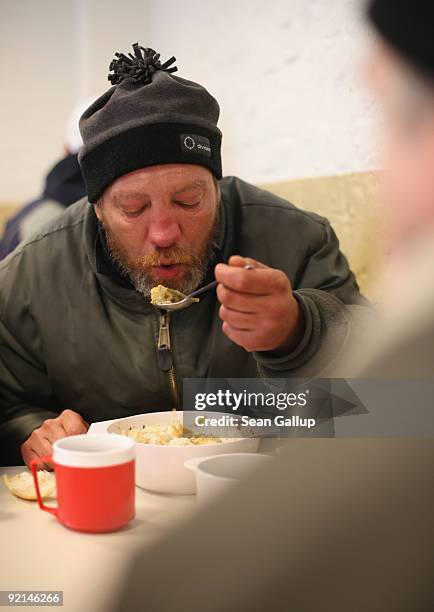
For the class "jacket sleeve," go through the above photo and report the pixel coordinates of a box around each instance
[0,313,59,466]
[254,220,375,378]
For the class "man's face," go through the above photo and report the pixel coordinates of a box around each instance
[365,42,434,250]
[94,164,220,297]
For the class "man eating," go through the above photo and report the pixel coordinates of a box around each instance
[0,44,370,466]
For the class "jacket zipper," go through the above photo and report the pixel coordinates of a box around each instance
[157,312,179,409]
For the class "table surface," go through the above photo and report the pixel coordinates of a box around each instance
[0,464,197,612]
[0,419,277,611]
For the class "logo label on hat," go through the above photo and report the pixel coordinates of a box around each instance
[180,134,211,157]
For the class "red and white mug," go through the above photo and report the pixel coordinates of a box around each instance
[30,434,136,533]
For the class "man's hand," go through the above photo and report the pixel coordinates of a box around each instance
[21,409,90,469]
[215,255,305,354]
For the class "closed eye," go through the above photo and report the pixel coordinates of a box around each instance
[174,200,201,208]
[123,207,146,218]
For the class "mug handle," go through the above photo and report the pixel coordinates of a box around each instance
[30,455,58,517]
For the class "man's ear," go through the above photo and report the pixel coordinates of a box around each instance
[94,201,102,221]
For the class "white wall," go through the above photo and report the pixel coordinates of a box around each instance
[0,0,150,202]
[146,0,378,183]
[1,1,77,201]
[0,0,377,202]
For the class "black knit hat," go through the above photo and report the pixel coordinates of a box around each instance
[79,44,222,203]
[368,0,434,80]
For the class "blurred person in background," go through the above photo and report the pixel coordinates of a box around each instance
[351,0,434,376]
[107,2,434,611]
[0,101,88,259]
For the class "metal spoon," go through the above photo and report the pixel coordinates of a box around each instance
[156,263,254,311]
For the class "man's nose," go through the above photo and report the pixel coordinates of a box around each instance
[147,210,181,248]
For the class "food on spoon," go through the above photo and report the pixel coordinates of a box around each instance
[3,471,56,501]
[150,285,199,306]
[122,421,221,446]
[150,285,185,305]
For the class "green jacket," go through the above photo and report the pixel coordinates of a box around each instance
[0,177,369,464]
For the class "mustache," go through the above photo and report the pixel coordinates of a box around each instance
[136,246,202,268]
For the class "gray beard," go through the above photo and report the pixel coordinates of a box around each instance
[103,218,220,299]
[112,252,211,298]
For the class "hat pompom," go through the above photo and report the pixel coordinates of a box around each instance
[108,43,177,85]
[80,41,222,202]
